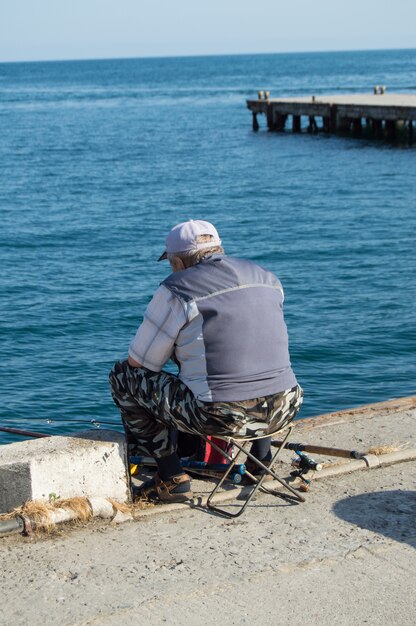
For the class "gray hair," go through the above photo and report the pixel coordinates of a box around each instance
[167,234,224,269]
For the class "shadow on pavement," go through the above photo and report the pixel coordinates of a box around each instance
[333,489,416,549]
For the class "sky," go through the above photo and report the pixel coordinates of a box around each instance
[1,0,415,63]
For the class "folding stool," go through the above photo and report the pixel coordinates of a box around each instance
[197,426,305,518]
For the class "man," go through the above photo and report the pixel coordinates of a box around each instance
[109,219,303,503]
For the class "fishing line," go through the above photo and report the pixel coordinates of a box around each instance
[7,416,120,426]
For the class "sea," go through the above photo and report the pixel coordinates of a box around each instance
[1,49,415,445]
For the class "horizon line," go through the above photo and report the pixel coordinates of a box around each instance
[1,45,415,66]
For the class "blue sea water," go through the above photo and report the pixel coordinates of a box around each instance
[0,49,415,444]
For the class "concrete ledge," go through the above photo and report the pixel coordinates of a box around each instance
[0,430,130,514]
[296,395,416,431]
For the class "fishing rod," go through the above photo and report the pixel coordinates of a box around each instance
[0,426,49,439]
[0,422,121,439]
[271,439,364,459]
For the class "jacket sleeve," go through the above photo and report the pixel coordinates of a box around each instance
[128,285,187,372]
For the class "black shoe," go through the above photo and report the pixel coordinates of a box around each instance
[242,459,274,484]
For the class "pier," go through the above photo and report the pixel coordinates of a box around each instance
[247,92,416,143]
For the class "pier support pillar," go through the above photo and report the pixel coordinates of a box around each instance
[385,120,396,141]
[409,120,414,145]
[395,120,407,142]
[307,116,318,133]
[329,105,338,132]
[337,117,351,133]
[276,114,287,132]
[266,104,275,131]
[292,115,301,133]
[364,117,375,138]
[351,118,363,135]
[323,117,330,132]
[252,112,259,132]
[373,119,383,138]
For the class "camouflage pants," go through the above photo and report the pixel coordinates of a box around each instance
[109,359,304,458]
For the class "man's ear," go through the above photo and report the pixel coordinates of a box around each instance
[170,256,186,273]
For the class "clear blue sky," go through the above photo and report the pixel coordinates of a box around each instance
[1,0,415,62]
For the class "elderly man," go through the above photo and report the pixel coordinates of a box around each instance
[109,220,303,503]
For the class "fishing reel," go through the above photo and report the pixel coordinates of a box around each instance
[291,451,323,473]
[290,451,322,491]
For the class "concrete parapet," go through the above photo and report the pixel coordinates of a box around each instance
[0,430,130,514]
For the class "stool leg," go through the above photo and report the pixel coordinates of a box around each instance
[230,428,305,507]
[243,428,305,502]
[203,428,305,518]
[198,435,245,507]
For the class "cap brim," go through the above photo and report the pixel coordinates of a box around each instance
[157,251,168,261]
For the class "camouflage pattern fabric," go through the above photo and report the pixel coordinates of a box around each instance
[109,359,303,458]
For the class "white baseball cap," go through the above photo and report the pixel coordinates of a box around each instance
[158,220,221,261]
